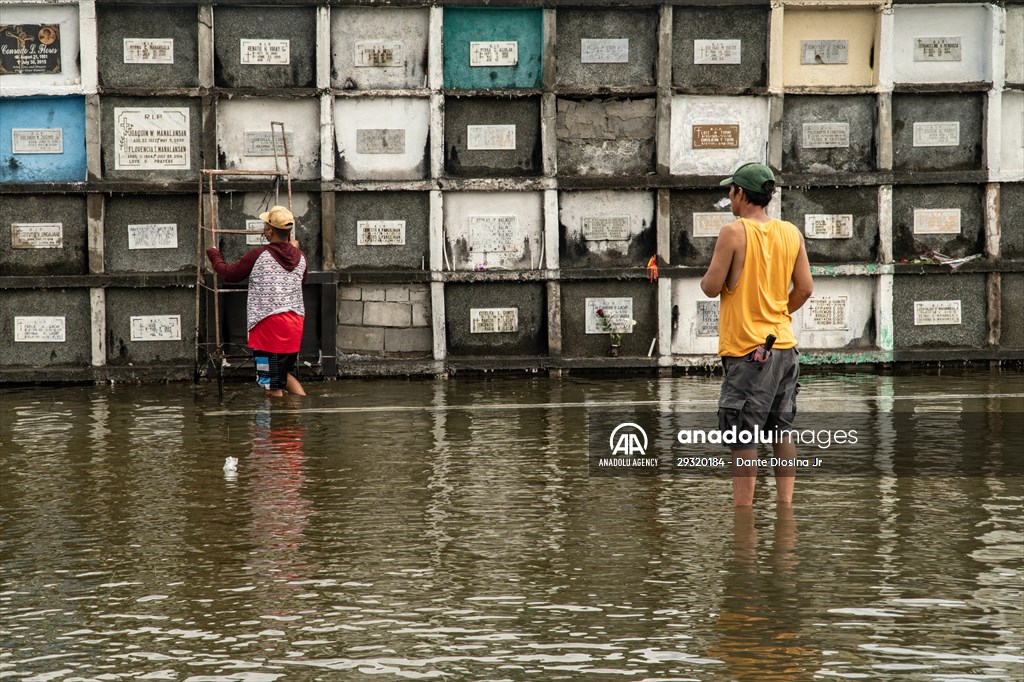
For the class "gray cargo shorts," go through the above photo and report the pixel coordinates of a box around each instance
[718,347,801,450]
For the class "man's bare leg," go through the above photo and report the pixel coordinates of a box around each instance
[732,449,758,507]
[772,438,796,504]
[285,373,306,396]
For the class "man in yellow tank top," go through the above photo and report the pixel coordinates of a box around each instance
[700,163,814,507]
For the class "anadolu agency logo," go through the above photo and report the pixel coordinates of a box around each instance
[609,422,648,456]
[589,422,660,474]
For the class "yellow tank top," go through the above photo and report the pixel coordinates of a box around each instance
[718,218,801,357]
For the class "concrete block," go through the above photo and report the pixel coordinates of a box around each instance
[213,6,316,88]
[893,273,987,349]
[216,192,321,271]
[0,194,87,276]
[0,288,91,367]
[442,191,544,271]
[1001,183,1024,259]
[556,98,656,176]
[782,95,876,174]
[555,8,657,88]
[338,300,363,326]
[670,277,720,356]
[97,5,199,88]
[782,186,879,264]
[0,96,86,183]
[384,326,432,352]
[782,8,878,87]
[335,191,429,271]
[1008,6,1024,85]
[892,93,984,173]
[409,286,430,303]
[412,302,429,327]
[217,98,321,181]
[100,96,202,183]
[1002,92,1024,176]
[340,286,362,301]
[672,6,769,91]
[363,301,412,327]
[334,97,430,181]
[331,8,429,90]
[791,277,875,350]
[338,325,385,352]
[560,281,658,358]
[444,97,542,178]
[385,286,410,302]
[105,288,195,366]
[670,95,770,176]
[104,194,198,274]
[442,8,543,90]
[559,190,656,268]
[892,184,984,261]
[445,282,547,356]
[362,286,386,302]
[1001,273,1024,348]
[0,4,82,90]
[670,188,735,266]
[892,5,991,84]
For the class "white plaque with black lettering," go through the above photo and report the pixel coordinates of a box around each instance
[123,38,174,64]
[695,301,719,337]
[128,223,178,250]
[114,108,190,170]
[802,40,848,65]
[466,125,516,151]
[245,219,269,246]
[692,213,733,238]
[913,121,960,147]
[585,298,634,334]
[357,220,406,246]
[12,128,63,154]
[243,131,294,157]
[468,216,517,253]
[470,41,518,67]
[804,214,853,239]
[582,216,630,241]
[914,36,962,62]
[804,296,848,331]
[11,223,62,249]
[914,300,962,326]
[356,129,406,155]
[354,41,405,68]
[14,316,66,343]
[913,208,961,235]
[240,39,290,65]
[470,308,519,334]
[693,39,742,65]
[130,315,182,341]
[580,39,629,64]
[802,122,850,149]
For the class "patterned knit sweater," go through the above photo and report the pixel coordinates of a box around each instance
[206,242,307,331]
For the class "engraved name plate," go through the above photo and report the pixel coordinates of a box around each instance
[470,308,519,333]
[470,41,518,67]
[128,223,178,250]
[123,38,174,64]
[245,218,268,246]
[804,214,853,239]
[467,125,516,151]
[468,215,517,253]
[914,300,962,326]
[802,39,848,65]
[114,108,190,170]
[692,213,733,238]
[582,216,630,241]
[914,36,962,62]
[693,39,742,65]
[14,316,65,343]
[913,208,961,235]
[11,223,62,249]
[354,41,405,67]
[240,39,290,65]
[802,122,850,149]
[0,25,61,75]
[356,129,406,155]
[130,315,182,341]
[913,121,960,147]
[12,128,63,154]
[696,300,719,337]
[580,39,629,64]
[357,220,406,246]
[585,297,633,334]
[243,130,294,157]
[804,295,848,331]
[692,124,740,149]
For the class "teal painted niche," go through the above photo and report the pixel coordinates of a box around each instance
[443,8,543,90]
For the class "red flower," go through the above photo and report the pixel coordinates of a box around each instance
[597,308,604,316]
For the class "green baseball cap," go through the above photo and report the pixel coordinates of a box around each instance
[720,162,775,194]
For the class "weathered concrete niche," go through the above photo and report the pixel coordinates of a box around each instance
[559,190,655,268]
[213,6,316,89]
[335,191,429,271]
[556,98,655,177]
[0,288,91,368]
[560,281,658,358]
[1000,183,1024,260]
[444,97,541,178]
[1008,6,1024,86]
[443,191,543,271]
[670,95,770,176]
[335,97,430,181]
[338,284,432,357]
[891,4,992,84]
[97,4,199,88]
[0,96,86,183]
[892,184,984,261]
[670,188,782,266]
[1001,272,1024,349]
[782,186,879,263]
[443,8,543,90]
[445,282,546,356]
[0,4,81,89]
[215,192,322,271]
[554,8,657,89]
[218,98,320,181]
[893,273,987,349]
[782,95,876,174]
[331,8,429,90]
[782,8,879,88]
[1002,91,1024,176]
[892,92,984,173]
[790,276,875,350]
[105,288,196,367]
[0,194,87,276]
[101,96,202,182]
[104,194,198,274]
[672,5,769,91]
[670,277,720,356]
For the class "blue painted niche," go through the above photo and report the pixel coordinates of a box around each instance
[0,96,87,183]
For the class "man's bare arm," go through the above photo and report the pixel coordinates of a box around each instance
[701,222,740,298]
[788,235,813,313]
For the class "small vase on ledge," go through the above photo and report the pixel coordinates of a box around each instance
[609,344,620,357]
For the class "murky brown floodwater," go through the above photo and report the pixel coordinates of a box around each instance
[1,371,1022,681]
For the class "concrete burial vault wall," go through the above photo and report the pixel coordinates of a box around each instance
[1,0,1022,382]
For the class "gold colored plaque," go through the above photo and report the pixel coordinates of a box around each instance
[692,124,740,149]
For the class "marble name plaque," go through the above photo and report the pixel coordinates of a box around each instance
[11,223,62,249]
[470,41,518,67]
[470,308,519,333]
[804,295,848,331]
[357,220,406,246]
[582,216,630,241]
[802,39,848,65]
[585,297,633,335]
[692,213,733,238]
[804,214,853,239]
[802,122,850,149]
[913,121,960,147]
[240,39,290,65]
[693,39,742,65]
[243,130,294,157]
[12,128,63,154]
[468,215,517,253]
[128,223,178,250]
[355,41,405,68]
[123,38,174,64]
[914,300,962,326]
[913,208,961,235]
[467,125,516,151]
[692,124,740,149]
[14,316,65,343]
[914,36,962,62]
[356,128,406,155]
[580,39,629,64]
[130,315,182,341]
[245,219,269,245]
[695,300,720,337]
[114,107,190,170]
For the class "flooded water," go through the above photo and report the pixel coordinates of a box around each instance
[1,371,1022,681]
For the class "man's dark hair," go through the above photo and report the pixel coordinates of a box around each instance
[735,181,775,207]
[269,226,292,241]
